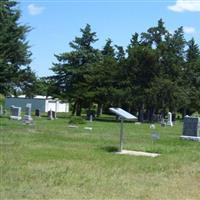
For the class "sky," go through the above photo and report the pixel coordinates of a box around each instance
[17,0,200,77]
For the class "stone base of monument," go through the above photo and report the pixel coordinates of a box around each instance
[180,136,200,141]
[10,116,22,120]
[115,150,160,157]
[23,115,33,124]
[166,121,173,126]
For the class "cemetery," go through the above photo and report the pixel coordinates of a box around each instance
[1,1,200,199]
[0,107,200,199]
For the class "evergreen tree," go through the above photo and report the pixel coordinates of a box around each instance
[0,0,32,95]
[182,39,200,114]
[51,24,99,115]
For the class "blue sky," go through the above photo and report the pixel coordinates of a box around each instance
[18,0,200,77]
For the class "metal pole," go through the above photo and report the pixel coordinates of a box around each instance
[119,118,124,152]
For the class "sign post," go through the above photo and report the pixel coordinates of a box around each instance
[109,108,137,152]
[120,118,124,152]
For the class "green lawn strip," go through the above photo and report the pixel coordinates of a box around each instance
[0,117,199,199]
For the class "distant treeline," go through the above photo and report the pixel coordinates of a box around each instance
[1,1,199,121]
[50,20,200,121]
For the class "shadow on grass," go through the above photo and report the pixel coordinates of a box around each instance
[95,119,117,123]
[102,146,119,153]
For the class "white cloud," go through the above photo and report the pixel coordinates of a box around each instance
[168,0,200,12]
[28,4,45,16]
[183,26,196,33]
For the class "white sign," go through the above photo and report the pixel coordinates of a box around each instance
[109,107,137,120]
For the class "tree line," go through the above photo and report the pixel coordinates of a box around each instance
[51,21,200,120]
[1,1,200,121]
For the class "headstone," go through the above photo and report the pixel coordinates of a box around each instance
[89,114,93,122]
[160,118,166,127]
[48,110,54,120]
[52,111,56,119]
[151,132,160,142]
[150,124,160,142]
[10,106,22,120]
[35,109,40,117]
[167,112,173,126]
[23,103,33,123]
[150,124,155,129]
[181,116,200,141]
[0,105,3,116]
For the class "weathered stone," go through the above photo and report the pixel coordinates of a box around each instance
[10,106,22,120]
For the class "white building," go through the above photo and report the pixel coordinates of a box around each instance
[5,95,69,113]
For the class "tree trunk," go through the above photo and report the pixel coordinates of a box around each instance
[182,108,186,119]
[148,107,155,122]
[76,101,82,116]
[72,102,77,116]
[97,103,103,117]
[138,103,144,122]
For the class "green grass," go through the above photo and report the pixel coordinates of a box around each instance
[0,115,200,199]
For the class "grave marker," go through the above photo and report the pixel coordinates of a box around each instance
[10,106,22,120]
[52,111,56,119]
[181,116,200,141]
[35,109,40,117]
[23,103,33,124]
[48,110,54,120]
[167,112,173,126]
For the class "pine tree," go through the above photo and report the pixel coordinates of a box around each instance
[0,0,32,95]
[51,24,99,115]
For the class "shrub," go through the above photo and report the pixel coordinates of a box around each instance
[68,116,86,124]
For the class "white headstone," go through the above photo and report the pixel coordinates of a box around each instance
[150,124,156,129]
[89,114,93,122]
[23,104,33,123]
[167,112,173,126]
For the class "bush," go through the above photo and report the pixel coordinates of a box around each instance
[68,116,86,124]
[0,94,5,105]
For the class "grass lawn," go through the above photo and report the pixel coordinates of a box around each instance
[0,114,200,199]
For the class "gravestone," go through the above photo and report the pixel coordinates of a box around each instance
[181,116,200,141]
[0,105,3,116]
[160,118,166,127]
[89,114,93,122]
[167,112,173,126]
[10,106,22,120]
[150,124,160,142]
[35,109,40,117]
[48,110,54,120]
[52,111,56,119]
[23,103,33,123]
[151,132,160,142]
